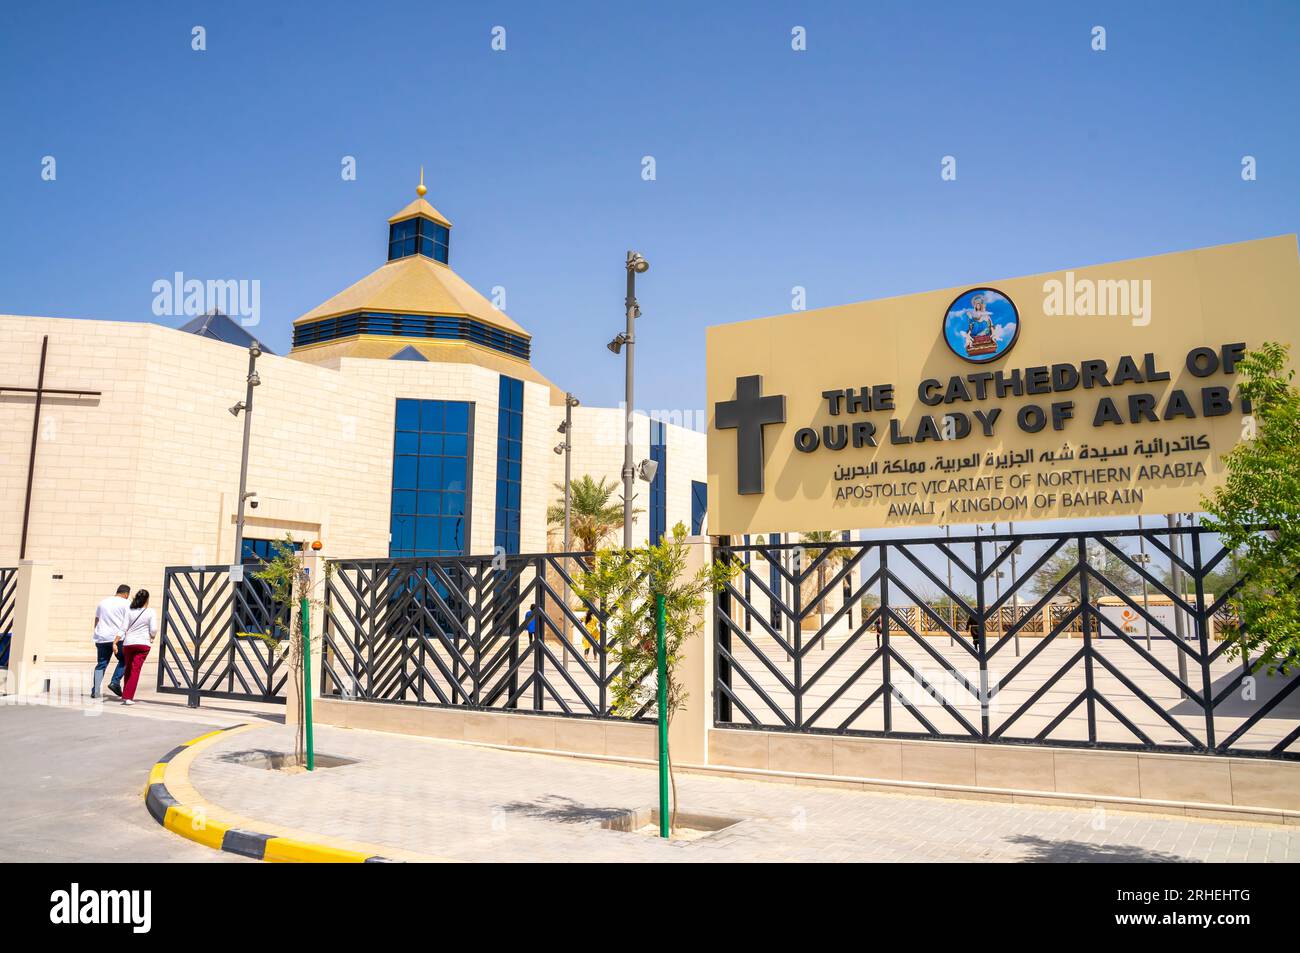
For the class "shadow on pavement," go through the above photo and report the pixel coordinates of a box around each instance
[498,794,630,825]
[1006,833,1200,863]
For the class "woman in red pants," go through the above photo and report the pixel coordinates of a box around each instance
[114,589,158,705]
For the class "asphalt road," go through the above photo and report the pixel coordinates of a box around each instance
[0,703,249,862]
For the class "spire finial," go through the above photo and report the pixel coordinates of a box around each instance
[416,166,427,198]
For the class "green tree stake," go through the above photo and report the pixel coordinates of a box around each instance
[656,592,668,838]
[301,594,315,772]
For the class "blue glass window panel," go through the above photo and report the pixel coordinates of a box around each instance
[418,457,443,489]
[440,520,461,551]
[393,456,418,490]
[691,480,707,535]
[443,492,465,516]
[392,516,415,552]
[649,419,667,543]
[444,403,469,433]
[293,312,529,361]
[442,457,467,490]
[391,397,471,552]
[494,375,524,554]
[420,401,444,432]
[396,399,420,431]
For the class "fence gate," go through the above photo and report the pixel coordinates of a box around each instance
[0,567,15,669]
[156,565,288,706]
[714,526,1299,761]
[322,552,653,720]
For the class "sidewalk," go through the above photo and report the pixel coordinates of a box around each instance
[181,721,1300,862]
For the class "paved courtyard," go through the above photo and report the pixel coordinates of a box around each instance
[186,720,1300,862]
[2,698,1296,862]
[0,703,250,862]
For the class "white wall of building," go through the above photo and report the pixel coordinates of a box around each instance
[0,315,708,668]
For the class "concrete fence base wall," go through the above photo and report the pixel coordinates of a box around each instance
[708,727,1300,820]
[311,696,1300,823]
[314,697,657,760]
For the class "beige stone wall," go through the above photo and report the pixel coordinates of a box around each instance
[545,406,707,549]
[0,315,710,669]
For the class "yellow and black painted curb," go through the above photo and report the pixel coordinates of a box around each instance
[143,723,401,863]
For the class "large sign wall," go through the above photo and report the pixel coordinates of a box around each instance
[706,235,1300,534]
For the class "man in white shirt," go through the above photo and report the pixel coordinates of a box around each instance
[92,585,131,698]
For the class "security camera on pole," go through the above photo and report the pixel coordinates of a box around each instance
[228,341,262,573]
[609,250,649,549]
[554,392,580,663]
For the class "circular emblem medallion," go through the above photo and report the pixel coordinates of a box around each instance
[942,288,1019,363]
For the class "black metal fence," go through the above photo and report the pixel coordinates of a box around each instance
[715,526,1299,760]
[156,565,289,706]
[0,567,15,669]
[321,552,651,720]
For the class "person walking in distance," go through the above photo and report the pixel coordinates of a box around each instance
[91,584,131,699]
[114,590,158,706]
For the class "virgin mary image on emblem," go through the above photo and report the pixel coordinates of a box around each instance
[942,288,1019,363]
[964,294,996,356]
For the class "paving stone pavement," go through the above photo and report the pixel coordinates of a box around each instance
[0,705,250,862]
[186,723,1300,862]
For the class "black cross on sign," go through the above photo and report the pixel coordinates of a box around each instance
[0,335,101,558]
[715,375,785,495]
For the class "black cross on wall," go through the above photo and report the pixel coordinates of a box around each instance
[0,335,102,558]
[715,375,785,495]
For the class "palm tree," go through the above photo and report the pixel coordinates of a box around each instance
[800,530,855,639]
[547,475,635,552]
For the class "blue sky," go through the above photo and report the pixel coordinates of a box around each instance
[1,0,1297,420]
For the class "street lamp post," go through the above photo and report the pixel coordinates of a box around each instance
[1135,514,1153,651]
[1168,512,1189,698]
[229,341,262,565]
[610,251,649,549]
[945,524,954,646]
[554,392,579,553]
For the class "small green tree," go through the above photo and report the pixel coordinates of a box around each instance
[923,590,977,630]
[1031,547,1140,601]
[571,522,739,830]
[1203,341,1300,675]
[546,475,637,551]
[251,535,329,767]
